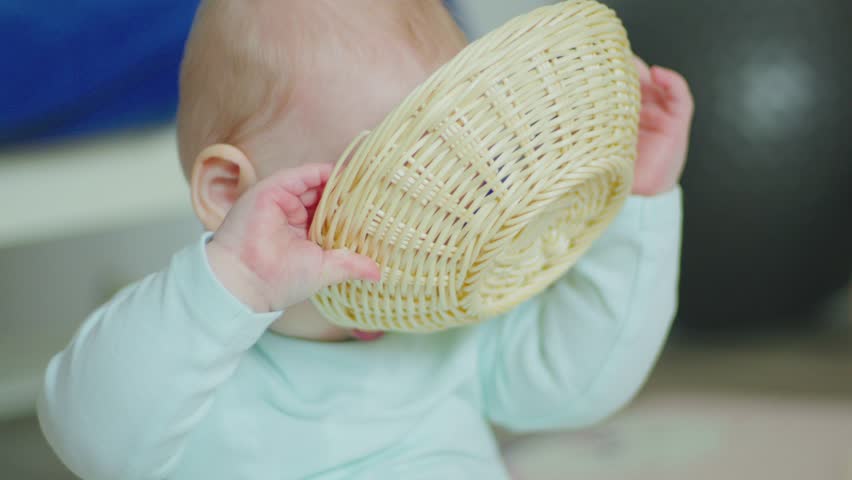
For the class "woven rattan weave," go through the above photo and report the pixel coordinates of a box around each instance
[309,0,640,332]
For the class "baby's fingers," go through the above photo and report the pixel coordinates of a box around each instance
[299,188,321,208]
[267,163,335,197]
[651,66,694,116]
[320,250,382,286]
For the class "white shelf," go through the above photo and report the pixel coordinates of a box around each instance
[0,125,193,248]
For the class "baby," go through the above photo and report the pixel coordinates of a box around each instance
[37,1,694,479]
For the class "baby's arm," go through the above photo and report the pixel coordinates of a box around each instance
[478,189,681,431]
[37,164,379,480]
[38,236,280,480]
[478,61,693,432]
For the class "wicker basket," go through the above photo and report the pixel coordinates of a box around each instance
[309,0,640,332]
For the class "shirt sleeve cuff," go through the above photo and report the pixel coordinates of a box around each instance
[611,186,683,232]
[172,232,283,348]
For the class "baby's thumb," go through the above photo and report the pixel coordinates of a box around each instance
[320,249,382,286]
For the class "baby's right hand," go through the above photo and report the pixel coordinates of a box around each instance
[205,163,381,313]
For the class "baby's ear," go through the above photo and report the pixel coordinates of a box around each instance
[190,144,257,231]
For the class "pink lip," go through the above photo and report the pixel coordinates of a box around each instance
[351,330,385,342]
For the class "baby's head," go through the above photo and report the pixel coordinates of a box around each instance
[177,0,467,340]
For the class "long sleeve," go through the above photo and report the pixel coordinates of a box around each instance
[477,188,682,432]
[37,233,281,480]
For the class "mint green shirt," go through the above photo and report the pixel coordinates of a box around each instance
[38,189,681,480]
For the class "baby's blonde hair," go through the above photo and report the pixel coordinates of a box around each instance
[177,0,467,176]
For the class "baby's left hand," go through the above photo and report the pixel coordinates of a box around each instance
[632,57,694,196]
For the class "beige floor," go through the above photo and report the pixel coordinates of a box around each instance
[504,393,852,480]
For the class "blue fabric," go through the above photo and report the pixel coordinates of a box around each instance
[0,0,200,145]
[0,0,468,147]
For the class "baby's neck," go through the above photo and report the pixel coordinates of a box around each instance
[268,300,351,342]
